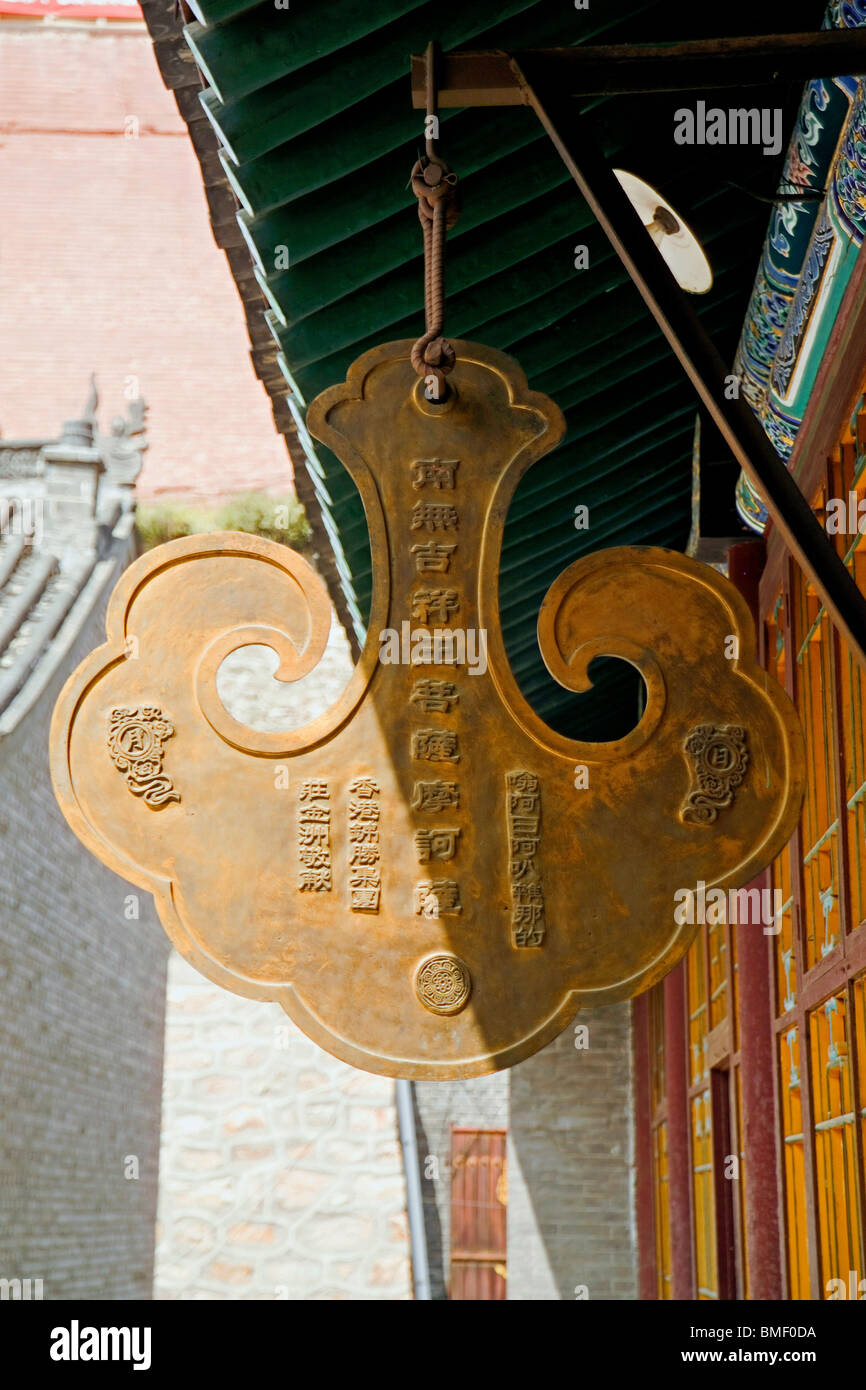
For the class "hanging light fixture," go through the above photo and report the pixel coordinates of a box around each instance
[613,169,713,295]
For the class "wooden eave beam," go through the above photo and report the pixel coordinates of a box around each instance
[504,52,866,668]
[411,30,866,106]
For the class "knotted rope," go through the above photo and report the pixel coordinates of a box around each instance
[410,44,459,400]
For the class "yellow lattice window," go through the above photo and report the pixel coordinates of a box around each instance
[810,992,863,1294]
[654,1119,672,1301]
[793,560,841,971]
[735,1067,748,1302]
[688,932,708,1089]
[708,915,727,1032]
[648,986,672,1299]
[766,594,797,1014]
[691,1088,717,1300]
[854,975,866,1220]
[779,1026,809,1300]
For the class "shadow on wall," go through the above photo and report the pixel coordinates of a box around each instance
[507,1003,637,1301]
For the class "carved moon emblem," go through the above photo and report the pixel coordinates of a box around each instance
[680,724,749,825]
[106,706,180,808]
[115,720,156,759]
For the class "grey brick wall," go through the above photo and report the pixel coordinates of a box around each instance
[0,587,170,1300]
[507,1003,636,1301]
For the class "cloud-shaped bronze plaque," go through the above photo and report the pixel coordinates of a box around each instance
[50,341,804,1078]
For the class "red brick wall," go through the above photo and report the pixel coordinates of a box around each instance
[0,20,290,499]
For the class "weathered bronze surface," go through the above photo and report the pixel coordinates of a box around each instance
[50,340,805,1078]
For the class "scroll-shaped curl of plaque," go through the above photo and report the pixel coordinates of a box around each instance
[50,341,805,1079]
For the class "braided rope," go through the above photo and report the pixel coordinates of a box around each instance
[410,157,459,396]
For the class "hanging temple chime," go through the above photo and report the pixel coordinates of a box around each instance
[49,86,804,1081]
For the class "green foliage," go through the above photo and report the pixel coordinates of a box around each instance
[136,492,312,552]
[213,492,312,547]
[134,502,201,551]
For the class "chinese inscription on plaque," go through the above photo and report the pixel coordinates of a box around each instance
[298,779,331,892]
[506,771,546,948]
[348,777,381,912]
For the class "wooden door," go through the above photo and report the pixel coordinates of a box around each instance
[450,1128,507,1299]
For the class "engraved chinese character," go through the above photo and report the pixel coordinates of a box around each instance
[410,459,459,490]
[349,800,380,822]
[349,866,381,888]
[514,925,545,948]
[299,849,331,869]
[414,828,460,863]
[513,882,545,906]
[300,868,332,892]
[350,885,381,912]
[349,777,380,798]
[507,771,540,815]
[511,836,540,859]
[299,779,330,802]
[511,815,539,837]
[412,780,460,812]
[412,728,460,762]
[410,588,461,624]
[349,843,380,865]
[298,823,329,846]
[510,858,533,881]
[300,804,330,822]
[513,902,545,926]
[411,541,457,574]
[349,823,380,843]
[410,679,460,713]
[507,772,539,793]
[411,502,459,532]
[414,879,462,918]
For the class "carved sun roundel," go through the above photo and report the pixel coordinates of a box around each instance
[414,954,472,1016]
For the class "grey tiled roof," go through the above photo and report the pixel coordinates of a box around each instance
[0,384,146,733]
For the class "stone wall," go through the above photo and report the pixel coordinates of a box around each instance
[507,1004,636,1301]
[0,586,170,1300]
[154,955,411,1299]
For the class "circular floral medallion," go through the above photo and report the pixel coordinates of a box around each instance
[414,954,472,1016]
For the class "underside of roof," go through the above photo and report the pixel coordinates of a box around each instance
[142,0,825,740]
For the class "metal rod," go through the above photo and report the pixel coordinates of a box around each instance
[411,30,866,106]
[510,54,866,669]
[424,39,438,161]
[396,1077,433,1300]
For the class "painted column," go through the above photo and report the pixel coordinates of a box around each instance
[663,963,694,1300]
[632,995,657,1300]
[728,539,783,1299]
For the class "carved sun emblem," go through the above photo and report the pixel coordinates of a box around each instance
[414,954,472,1015]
